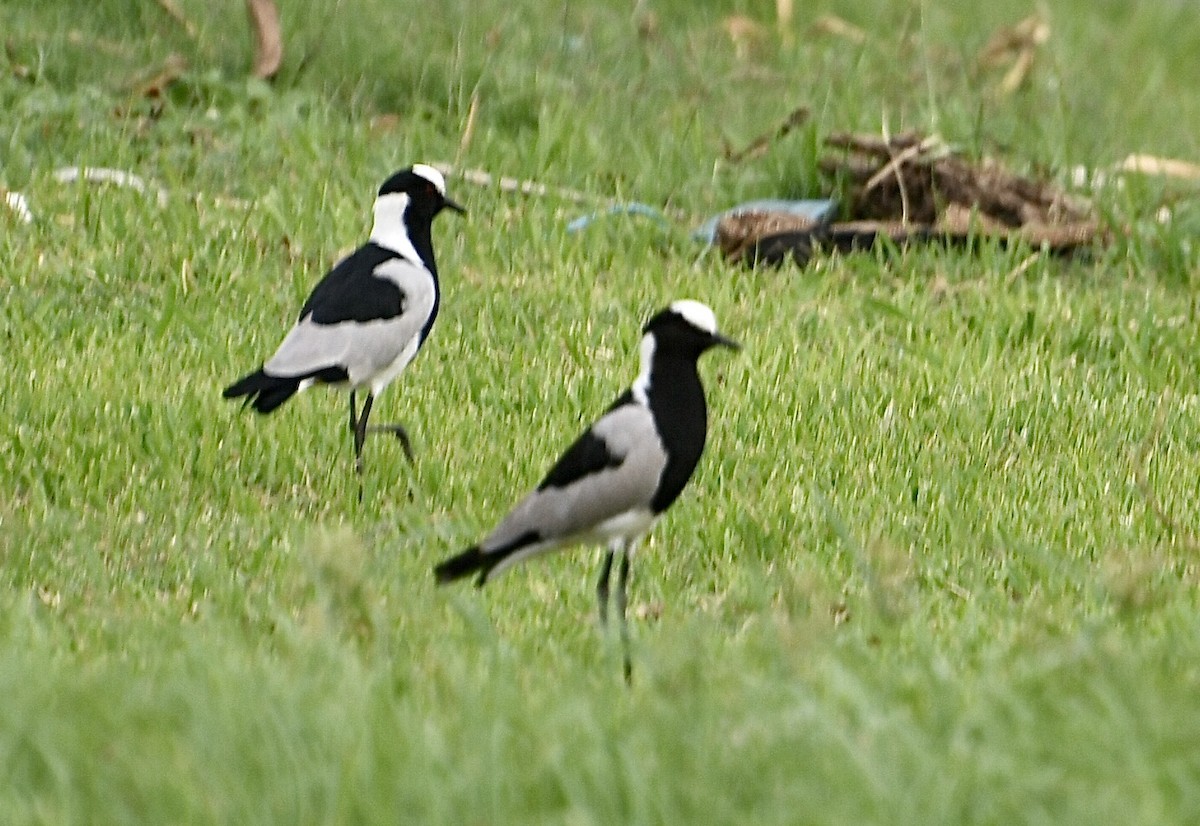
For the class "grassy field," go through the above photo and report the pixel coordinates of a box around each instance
[3,0,1200,822]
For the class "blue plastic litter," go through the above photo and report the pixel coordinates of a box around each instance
[566,203,672,234]
[692,198,838,244]
[566,198,839,243]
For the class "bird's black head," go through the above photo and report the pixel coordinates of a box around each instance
[376,164,465,221]
[643,300,740,358]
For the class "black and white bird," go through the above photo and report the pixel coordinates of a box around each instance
[434,300,738,678]
[223,164,463,482]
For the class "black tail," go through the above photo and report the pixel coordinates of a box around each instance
[223,369,301,414]
[434,546,499,587]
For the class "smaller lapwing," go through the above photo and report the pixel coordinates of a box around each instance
[434,300,738,679]
[223,164,463,489]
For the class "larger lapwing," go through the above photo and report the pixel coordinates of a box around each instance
[434,300,738,679]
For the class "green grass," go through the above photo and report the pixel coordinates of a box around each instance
[3,0,1200,822]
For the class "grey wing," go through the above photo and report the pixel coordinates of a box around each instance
[480,404,667,552]
[264,258,434,384]
[263,316,416,383]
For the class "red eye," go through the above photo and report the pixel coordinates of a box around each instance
[425,183,437,195]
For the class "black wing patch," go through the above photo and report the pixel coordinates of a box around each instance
[604,388,635,413]
[537,392,634,491]
[299,243,407,324]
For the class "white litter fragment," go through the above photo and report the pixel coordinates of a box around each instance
[2,190,34,223]
[432,162,605,207]
[1069,165,1110,190]
[1117,154,1200,181]
[53,166,169,207]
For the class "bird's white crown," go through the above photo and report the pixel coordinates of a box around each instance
[669,299,719,335]
[411,163,448,195]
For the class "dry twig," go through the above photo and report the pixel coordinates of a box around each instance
[155,0,197,38]
[725,128,1106,267]
[454,91,480,169]
[724,106,809,163]
[129,53,188,99]
[5,39,33,80]
[809,14,867,44]
[246,0,283,79]
[978,13,1050,95]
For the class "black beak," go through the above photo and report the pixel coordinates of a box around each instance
[712,332,741,351]
[443,196,466,215]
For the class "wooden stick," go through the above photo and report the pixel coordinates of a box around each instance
[246,0,283,79]
[724,106,809,163]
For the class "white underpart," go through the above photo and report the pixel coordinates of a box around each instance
[484,507,657,582]
[370,334,421,395]
[411,163,448,195]
[593,508,656,544]
[631,332,656,406]
[669,299,719,335]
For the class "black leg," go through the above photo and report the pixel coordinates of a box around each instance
[351,390,416,465]
[366,422,415,464]
[616,550,632,684]
[595,550,615,627]
[353,392,375,479]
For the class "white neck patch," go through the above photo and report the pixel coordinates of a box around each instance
[669,299,718,335]
[631,331,656,406]
[370,192,421,262]
[411,163,447,195]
